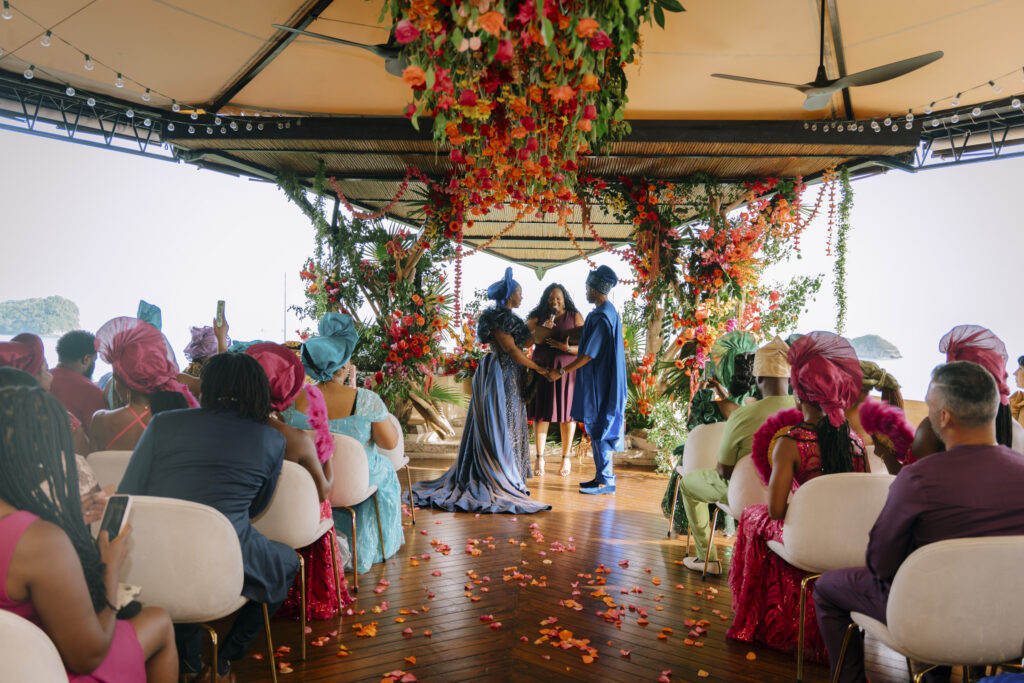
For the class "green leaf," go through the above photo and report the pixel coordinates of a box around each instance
[541,17,554,47]
[654,4,665,28]
[660,0,686,12]
[410,111,420,131]
[434,32,446,49]
[426,67,436,91]
[625,0,642,18]
[452,27,464,47]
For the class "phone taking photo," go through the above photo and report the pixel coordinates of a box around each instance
[99,494,132,539]
[215,300,226,327]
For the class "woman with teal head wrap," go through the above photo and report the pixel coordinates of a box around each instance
[281,312,404,575]
[300,313,359,383]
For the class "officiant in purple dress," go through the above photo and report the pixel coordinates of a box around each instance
[526,284,586,477]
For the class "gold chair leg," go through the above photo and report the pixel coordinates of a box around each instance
[912,664,939,683]
[372,492,386,563]
[198,623,218,681]
[262,602,278,683]
[328,526,343,615]
[797,573,822,683]
[404,464,416,525]
[667,472,681,538]
[339,505,358,593]
[296,552,306,661]
[702,507,721,581]
[831,622,858,683]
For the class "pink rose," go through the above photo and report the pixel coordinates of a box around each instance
[590,31,612,50]
[459,89,478,107]
[394,19,421,44]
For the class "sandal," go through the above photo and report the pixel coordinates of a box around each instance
[559,456,572,477]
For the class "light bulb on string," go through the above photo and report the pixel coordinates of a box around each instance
[883,116,892,126]
[931,119,940,127]
[951,92,961,106]
[810,123,817,131]
[858,125,864,132]
[143,118,151,127]
[65,85,75,96]
[86,97,96,107]
[905,109,914,123]
[905,121,912,129]
[171,100,181,113]
[924,102,934,115]
[40,31,51,47]
[1013,98,1022,109]
[188,125,195,134]
[245,122,253,131]
[836,123,844,132]
[214,116,221,125]
[971,107,982,117]
[115,73,123,88]
[219,126,226,134]
[990,80,1002,94]
[257,123,264,130]
[125,109,134,118]
[142,88,151,102]
[229,121,238,130]
[23,65,34,79]
[84,54,93,71]
[190,112,198,120]
[891,124,898,132]
[871,120,880,131]
[166,122,175,132]
[2,2,12,20]
[206,126,212,134]
[950,113,960,123]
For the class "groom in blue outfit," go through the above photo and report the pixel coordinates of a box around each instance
[546,265,627,495]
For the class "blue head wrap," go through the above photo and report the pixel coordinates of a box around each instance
[226,339,271,355]
[137,300,162,330]
[486,267,520,306]
[300,313,358,382]
[585,265,618,294]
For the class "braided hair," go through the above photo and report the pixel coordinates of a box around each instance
[813,417,859,475]
[996,403,1014,448]
[0,386,108,610]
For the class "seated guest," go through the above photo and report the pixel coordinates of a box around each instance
[912,325,1024,460]
[0,334,91,454]
[815,361,1024,683]
[89,317,197,451]
[282,313,402,575]
[728,331,867,660]
[679,336,795,575]
[1010,355,1024,425]
[237,341,354,619]
[0,385,177,682]
[178,319,230,398]
[50,330,106,431]
[118,353,299,681]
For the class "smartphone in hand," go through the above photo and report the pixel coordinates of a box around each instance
[99,494,132,539]
[215,300,226,328]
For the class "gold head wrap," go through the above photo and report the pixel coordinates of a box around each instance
[753,336,791,378]
[859,361,900,393]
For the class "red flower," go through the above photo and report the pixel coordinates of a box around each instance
[495,38,514,63]
[583,104,598,120]
[590,31,612,50]
[403,103,416,119]
[459,89,478,107]
[394,19,421,44]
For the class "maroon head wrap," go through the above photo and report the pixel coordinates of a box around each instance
[939,324,1010,405]
[0,333,46,376]
[788,331,863,427]
[95,317,198,407]
[245,342,334,464]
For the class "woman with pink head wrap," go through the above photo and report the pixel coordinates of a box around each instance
[728,331,868,662]
[87,317,197,451]
[241,342,354,620]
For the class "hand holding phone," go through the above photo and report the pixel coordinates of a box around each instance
[215,300,226,328]
[99,494,132,540]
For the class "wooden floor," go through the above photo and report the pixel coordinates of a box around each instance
[225,459,939,683]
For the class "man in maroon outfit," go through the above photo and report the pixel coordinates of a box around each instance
[49,330,105,430]
[815,361,1024,683]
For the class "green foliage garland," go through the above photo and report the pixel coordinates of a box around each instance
[834,166,853,334]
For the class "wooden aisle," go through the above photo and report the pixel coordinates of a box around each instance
[227,459,943,683]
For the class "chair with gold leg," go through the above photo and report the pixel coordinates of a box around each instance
[833,535,1024,683]
[763,473,895,683]
[253,461,346,660]
[665,421,727,545]
[329,433,382,592]
[377,413,415,525]
[117,496,279,683]
[702,454,770,579]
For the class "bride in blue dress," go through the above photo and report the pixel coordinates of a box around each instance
[412,267,552,514]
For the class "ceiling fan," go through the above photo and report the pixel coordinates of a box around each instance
[710,0,943,111]
[271,24,407,77]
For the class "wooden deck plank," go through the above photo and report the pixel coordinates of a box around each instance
[221,459,957,682]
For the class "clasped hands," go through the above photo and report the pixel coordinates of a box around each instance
[539,368,561,382]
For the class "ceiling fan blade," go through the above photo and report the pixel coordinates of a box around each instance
[711,73,810,91]
[384,57,409,78]
[803,90,838,111]
[835,50,944,89]
[270,24,400,60]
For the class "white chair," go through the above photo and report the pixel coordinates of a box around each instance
[252,461,343,660]
[864,444,887,475]
[376,413,414,525]
[691,453,771,580]
[117,496,279,683]
[329,433,384,593]
[835,536,1024,683]
[765,473,895,683]
[666,422,727,544]
[85,450,133,490]
[0,610,68,682]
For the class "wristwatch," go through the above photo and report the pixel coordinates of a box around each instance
[558,368,566,377]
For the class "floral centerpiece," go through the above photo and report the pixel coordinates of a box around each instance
[385,0,685,214]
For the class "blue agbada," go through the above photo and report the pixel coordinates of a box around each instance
[571,300,626,449]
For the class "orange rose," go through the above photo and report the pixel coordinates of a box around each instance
[576,118,592,132]
[550,85,575,102]
[580,73,600,92]
[575,17,599,39]
[478,11,506,37]
[402,65,426,87]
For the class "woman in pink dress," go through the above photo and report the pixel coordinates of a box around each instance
[0,385,178,682]
[727,331,867,661]
[238,342,354,620]
[526,284,585,477]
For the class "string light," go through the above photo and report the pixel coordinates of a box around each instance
[141,88,151,102]
[924,102,934,115]
[1013,98,1022,109]
[40,30,51,47]
[2,2,12,20]
[188,125,195,134]
[166,122,175,131]
[86,97,95,107]
[114,73,124,88]
[883,116,892,126]
[971,106,982,117]
[905,109,914,122]
[950,113,960,123]
[83,54,94,71]
[171,100,180,113]
[125,109,133,118]
[142,117,151,126]
[22,64,34,80]
[65,85,74,96]
[990,80,1003,94]
[951,92,961,106]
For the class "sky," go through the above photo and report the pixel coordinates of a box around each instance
[2,126,1023,400]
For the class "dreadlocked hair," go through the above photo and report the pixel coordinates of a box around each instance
[813,416,860,475]
[0,386,107,610]
[996,403,1013,448]
[199,352,271,423]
